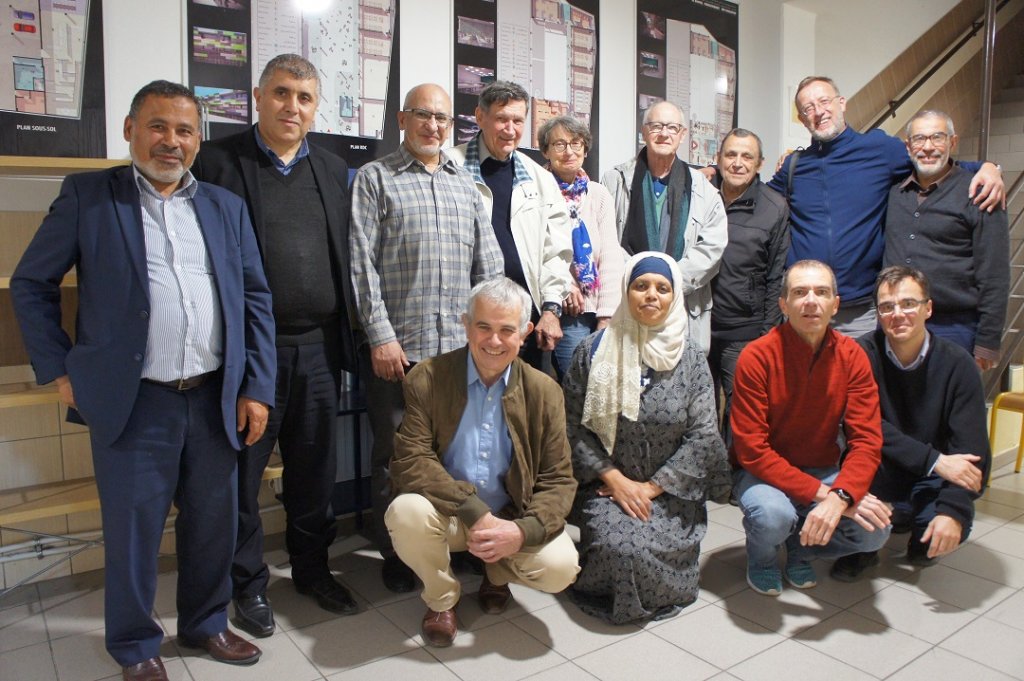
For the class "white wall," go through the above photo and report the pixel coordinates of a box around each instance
[789,0,959,97]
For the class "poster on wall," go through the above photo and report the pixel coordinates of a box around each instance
[186,0,400,169]
[636,0,737,166]
[0,0,106,158]
[452,0,600,176]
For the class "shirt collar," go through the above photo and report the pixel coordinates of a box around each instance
[253,124,309,172]
[132,164,198,199]
[884,332,931,371]
[394,142,456,173]
[463,133,532,187]
[899,161,956,193]
[466,350,511,391]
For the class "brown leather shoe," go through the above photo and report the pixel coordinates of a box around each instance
[421,607,457,647]
[179,629,261,666]
[478,574,512,614]
[122,657,168,681]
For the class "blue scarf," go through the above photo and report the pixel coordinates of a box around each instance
[555,170,599,296]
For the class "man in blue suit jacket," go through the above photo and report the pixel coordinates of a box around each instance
[11,81,276,681]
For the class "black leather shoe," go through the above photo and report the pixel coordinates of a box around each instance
[232,594,275,638]
[381,554,416,593]
[295,576,359,614]
[830,551,880,582]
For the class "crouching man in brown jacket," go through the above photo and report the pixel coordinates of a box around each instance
[385,277,580,647]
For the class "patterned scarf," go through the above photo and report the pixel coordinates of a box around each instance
[554,168,599,296]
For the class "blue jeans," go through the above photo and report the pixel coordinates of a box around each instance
[927,311,978,355]
[734,467,891,568]
[553,312,596,380]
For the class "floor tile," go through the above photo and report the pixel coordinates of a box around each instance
[707,503,745,532]
[325,647,460,680]
[50,630,124,681]
[508,601,642,659]
[939,542,1024,588]
[182,630,320,681]
[0,640,58,681]
[338,562,421,609]
[886,646,1020,681]
[849,583,978,644]
[702,520,746,552]
[891,561,1018,613]
[573,630,719,681]
[263,576,352,633]
[984,588,1024,631]
[697,555,749,603]
[517,661,600,680]
[938,614,1024,678]
[286,607,416,675]
[970,524,1024,560]
[0,601,48,653]
[795,610,931,678]
[37,574,107,640]
[804,564,888,610]
[719,584,841,637]
[427,620,568,681]
[727,639,872,681]
[649,600,784,668]
[973,498,1024,526]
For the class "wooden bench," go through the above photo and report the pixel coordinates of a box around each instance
[0,455,284,598]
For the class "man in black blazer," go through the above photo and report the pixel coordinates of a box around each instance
[192,54,359,634]
[12,81,276,680]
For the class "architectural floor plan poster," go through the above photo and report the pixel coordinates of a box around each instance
[452,0,600,175]
[0,0,106,157]
[187,0,400,168]
[636,0,737,166]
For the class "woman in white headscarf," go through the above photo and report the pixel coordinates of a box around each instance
[563,251,730,624]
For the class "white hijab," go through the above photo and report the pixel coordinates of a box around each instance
[581,251,689,454]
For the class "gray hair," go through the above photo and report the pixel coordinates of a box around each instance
[904,109,956,138]
[259,54,320,98]
[478,80,529,113]
[128,80,201,120]
[537,115,592,154]
[465,278,532,333]
[794,76,840,109]
[781,260,838,297]
[642,100,684,126]
[720,127,764,160]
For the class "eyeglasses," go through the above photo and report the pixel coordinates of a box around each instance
[907,132,949,148]
[548,140,585,153]
[799,96,837,117]
[644,122,684,135]
[877,298,929,315]
[403,108,453,127]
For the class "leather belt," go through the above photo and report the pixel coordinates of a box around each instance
[143,370,218,391]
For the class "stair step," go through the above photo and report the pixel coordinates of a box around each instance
[997,87,1024,104]
[993,101,1024,118]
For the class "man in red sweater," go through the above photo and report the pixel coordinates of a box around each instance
[730,260,892,595]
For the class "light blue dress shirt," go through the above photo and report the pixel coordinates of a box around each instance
[442,353,514,513]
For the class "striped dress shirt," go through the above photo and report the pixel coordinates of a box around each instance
[134,167,223,382]
[350,144,504,362]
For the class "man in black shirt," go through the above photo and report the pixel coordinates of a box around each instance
[833,266,990,581]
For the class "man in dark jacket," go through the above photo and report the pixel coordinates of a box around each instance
[709,128,789,437]
[192,53,360,634]
[832,266,990,581]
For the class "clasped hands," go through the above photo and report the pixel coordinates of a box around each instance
[597,468,664,522]
[799,485,891,547]
[466,512,525,563]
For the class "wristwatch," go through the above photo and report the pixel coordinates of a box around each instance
[830,488,854,508]
[541,301,563,318]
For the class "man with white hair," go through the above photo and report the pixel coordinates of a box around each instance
[883,109,1009,371]
[385,278,579,648]
[602,100,727,354]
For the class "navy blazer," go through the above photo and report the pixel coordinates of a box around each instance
[192,127,358,372]
[10,165,277,449]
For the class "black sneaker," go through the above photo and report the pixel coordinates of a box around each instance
[906,540,937,567]
[830,551,880,582]
[381,554,416,593]
[295,576,359,614]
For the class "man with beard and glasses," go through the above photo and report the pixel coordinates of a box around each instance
[350,83,504,593]
[11,80,276,680]
[883,110,1009,371]
[768,76,1004,336]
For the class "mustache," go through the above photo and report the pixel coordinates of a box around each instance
[153,146,184,161]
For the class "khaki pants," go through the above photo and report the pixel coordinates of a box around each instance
[385,493,580,612]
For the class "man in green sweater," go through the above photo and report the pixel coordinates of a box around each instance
[833,266,990,581]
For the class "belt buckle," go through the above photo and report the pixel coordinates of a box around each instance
[178,377,187,391]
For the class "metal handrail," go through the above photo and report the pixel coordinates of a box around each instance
[985,170,1024,395]
[867,0,1011,131]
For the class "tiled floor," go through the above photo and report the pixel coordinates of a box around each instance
[2,460,1023,681]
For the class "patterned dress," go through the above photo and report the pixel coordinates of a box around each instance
[563,332,731,624]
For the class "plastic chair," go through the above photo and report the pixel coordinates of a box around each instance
[988,392,1024,474]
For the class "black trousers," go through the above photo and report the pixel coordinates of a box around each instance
[232,340,341,596]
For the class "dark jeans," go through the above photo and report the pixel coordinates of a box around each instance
[233,340,341,596]
[927,311,979,356]
[708,337,749,447]
[552,312,597,380]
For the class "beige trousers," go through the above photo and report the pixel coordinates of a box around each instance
[385,493,580,612]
